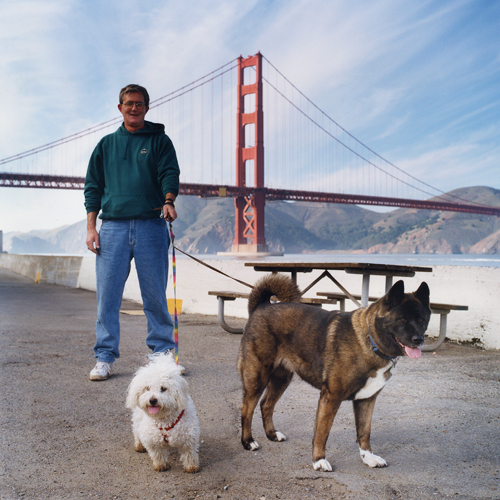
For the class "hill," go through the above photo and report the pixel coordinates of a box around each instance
[3,186,500,255]
[364,186,500,254]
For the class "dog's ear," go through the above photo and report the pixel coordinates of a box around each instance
[414,281,430,306]
[170,375,189,410]
[384,280,405,308]
[126,377,141,409]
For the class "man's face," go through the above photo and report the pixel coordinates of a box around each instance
[118,91,149,132]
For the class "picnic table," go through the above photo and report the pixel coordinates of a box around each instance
[244,261,433,307]
[209,261,467,351]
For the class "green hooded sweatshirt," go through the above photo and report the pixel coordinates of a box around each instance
[84,121,180,220]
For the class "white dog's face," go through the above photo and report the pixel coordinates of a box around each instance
[126,355,188,419]
[137,379,187,418]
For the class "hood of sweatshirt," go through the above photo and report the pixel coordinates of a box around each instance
[117,121,165,160]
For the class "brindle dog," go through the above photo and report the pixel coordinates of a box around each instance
[238,274,430,472]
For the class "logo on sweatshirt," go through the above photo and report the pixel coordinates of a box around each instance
[141,149,148,154]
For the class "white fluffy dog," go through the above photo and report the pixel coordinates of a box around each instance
[126,353,200,473]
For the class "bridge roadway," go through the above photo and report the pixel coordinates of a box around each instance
[1,267,499,500]
[2,173,500,216]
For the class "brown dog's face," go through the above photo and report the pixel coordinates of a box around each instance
[374,281,431,358]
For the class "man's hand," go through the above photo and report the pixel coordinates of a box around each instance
[163,203,177,222]
[86,212,100,255]
[163,193,177,222]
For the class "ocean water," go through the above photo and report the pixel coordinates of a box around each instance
[176,252,500,268]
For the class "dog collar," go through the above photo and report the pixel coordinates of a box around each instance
[155,409,185,442]
[369,334,397,361]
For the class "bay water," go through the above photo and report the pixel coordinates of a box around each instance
[179,253,500,268]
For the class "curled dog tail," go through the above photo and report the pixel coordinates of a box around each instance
[248,274,301,315]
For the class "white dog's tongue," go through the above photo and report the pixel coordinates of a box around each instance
[405,345,422,358]
[148,406,160,415]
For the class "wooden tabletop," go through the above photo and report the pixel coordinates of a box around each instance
[244,261,433,274]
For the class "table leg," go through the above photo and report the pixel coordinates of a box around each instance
[291,270,297,284]
[361,274,370,307]
[385,276,393,293]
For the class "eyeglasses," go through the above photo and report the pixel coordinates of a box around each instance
[122,101,146,110]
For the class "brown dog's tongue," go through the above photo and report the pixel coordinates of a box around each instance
[405,346,422,358]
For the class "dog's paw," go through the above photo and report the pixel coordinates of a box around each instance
[267,430,287,442]
[312,458,333,472]
[153,462,171,472]
[246,440,260,451]
[242,438,260,451]
[249,440,260,451]
[180,451,200,473]
[275,432,286,442]
[134,443,147,453]
[360,449,387,468]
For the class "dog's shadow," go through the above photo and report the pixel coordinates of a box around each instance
[197,434,241,469]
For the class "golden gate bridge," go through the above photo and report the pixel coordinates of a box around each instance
[1,53,499,253]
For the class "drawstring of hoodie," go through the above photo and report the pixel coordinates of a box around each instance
[123,134,130,159]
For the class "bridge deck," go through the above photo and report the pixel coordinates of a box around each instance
[1,173,498,215]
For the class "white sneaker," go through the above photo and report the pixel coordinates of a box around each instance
[89,361,112,381]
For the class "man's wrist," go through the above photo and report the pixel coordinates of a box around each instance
[87,211,98,230]
[164,197,175,207]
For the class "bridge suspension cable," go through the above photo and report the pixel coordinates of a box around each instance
[260,55,487,209]
[0,58,239,169]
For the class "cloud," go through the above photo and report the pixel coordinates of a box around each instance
[395,135,500,193]
[1,0,499,233]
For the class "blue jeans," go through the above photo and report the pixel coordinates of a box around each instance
[94,219,175,363]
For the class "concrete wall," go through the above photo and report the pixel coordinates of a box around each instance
[0,253,83,288]
[2,253,499,350]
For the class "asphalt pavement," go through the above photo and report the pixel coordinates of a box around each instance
[1,267,499,500]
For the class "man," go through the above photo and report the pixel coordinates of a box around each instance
[84,84,180,381]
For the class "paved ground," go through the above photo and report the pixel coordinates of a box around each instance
[1,267,499,500]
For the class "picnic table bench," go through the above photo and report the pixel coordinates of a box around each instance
[207,289,467,351]
[316,291,468,351]
[207,290,337,334]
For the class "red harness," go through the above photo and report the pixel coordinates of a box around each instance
[155,409,185,443]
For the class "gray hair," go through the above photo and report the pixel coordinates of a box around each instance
[119,84,150,107]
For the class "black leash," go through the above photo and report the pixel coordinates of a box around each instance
[173,245,254,290]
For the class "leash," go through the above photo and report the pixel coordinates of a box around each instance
[168,222,179,366]
[160,205,252,289]
[172,245,254,289]
[166,219,251,367]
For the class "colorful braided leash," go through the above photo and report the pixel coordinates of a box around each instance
[169,222,179,365]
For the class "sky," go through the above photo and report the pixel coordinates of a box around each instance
[1,0,499,234]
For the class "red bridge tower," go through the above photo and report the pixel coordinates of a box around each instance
[231,52,269,253]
